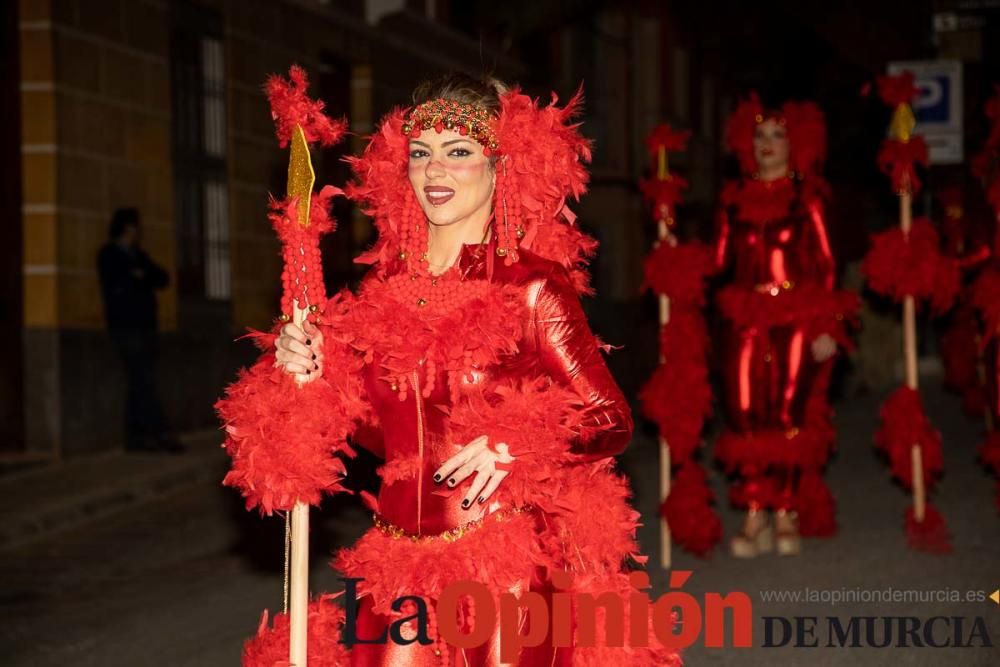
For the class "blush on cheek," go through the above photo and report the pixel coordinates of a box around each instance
[447,161,488,180]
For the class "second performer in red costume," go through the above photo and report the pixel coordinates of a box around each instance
[712,93,858,558]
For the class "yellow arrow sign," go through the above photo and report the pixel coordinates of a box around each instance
[991,589,999,605]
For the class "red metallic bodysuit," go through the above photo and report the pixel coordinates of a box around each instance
[715,178,834,432]
[342,235,636,666]
[712,177,848,531]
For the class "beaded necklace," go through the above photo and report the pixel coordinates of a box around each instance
[391,201,494,314]
[336,208,525,403]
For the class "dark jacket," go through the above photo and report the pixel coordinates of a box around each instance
[97,243,169,329]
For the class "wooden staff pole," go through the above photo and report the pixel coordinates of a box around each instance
[899,190,925,523]
[656,146,672,569]
[289,303,311,667]
[286,125,316,667]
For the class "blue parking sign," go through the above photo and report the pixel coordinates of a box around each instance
[888,60,963,164]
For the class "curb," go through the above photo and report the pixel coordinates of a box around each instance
[0,430,227,553]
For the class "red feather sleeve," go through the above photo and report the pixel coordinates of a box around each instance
[215,292,373,515]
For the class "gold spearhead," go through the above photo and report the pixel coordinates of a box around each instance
[286,124,315,226]
[890,104,916,144]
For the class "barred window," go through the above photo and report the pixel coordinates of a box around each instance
[170,5,229,302]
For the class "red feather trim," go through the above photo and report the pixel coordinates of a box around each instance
[725,93,764,175]
[444,378,585,462]
[641,241,713,306]
[725,93,827,176]
[877,137,929,195]
[443,381,647,570]
[536,461,649,572]
[216,319,370,515]
[269,185,341,241]
[334,510,550,617]
[877,72,918,107]
[640,175,688,220]
[904,504,953,554]
[861,218,959,312]
[639,310,712,461]
[660,462,722,557]
[717,283,859,333]
[376,454,421,486]
[328,278,526,403]
[495,89,595,291]
[644,123,690,156]
[971,267,1000,342]
[639,365,709,462]
[715,425,834,472]
[721,177,796,224]
[784,101,828,176]
[873,387,944,492]
[795,471,837,537]
[265,65,346,148]
[242,595,348,667]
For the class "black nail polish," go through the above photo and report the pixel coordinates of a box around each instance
[447,478,456,487]
[306,370,311,375]
[306,339,312,346]
[461,499,470,508]
[478,496,485,504]
[433,474,442,483]
[312,353,317,360]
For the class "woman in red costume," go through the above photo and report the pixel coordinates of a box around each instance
[712,93,855,559]
[220,74,681,666]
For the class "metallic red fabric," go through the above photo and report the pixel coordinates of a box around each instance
[349,234,635,666]
[713,178,838,513]
[368,236,632,538]
[714,180,835,434]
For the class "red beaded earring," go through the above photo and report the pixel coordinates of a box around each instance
[494,157,523,266]
[398,188,429,275]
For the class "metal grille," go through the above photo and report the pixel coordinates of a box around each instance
[204,178,230,299]
[171,15,229,301]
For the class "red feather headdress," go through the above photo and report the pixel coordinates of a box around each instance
[724,92,827,177]
[346,88,598,293]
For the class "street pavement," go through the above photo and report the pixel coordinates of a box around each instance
[0,380,998,666]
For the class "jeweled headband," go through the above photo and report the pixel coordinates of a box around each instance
[401,98,500,156]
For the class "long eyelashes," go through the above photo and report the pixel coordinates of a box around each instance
[408,148,474,160]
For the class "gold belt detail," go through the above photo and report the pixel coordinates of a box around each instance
[373,505,532,543]
[754,279,795,295]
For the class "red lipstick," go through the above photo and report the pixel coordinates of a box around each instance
[424,186,455,206]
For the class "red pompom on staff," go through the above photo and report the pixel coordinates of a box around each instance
[638,124,720,564]
[862,71,955,552]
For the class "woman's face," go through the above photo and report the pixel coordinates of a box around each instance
[752,118,790,175]
[408,128,495,228]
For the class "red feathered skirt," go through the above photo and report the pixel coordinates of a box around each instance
[241,461,683,666]
[714,285,849,535]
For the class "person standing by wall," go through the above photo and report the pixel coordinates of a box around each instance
[97,208,181,454]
